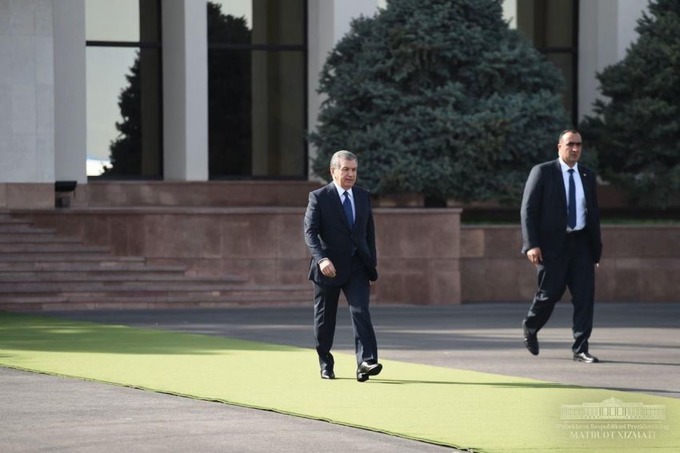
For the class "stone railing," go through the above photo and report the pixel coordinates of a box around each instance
[14,206,462,305]
[461,224,680,303]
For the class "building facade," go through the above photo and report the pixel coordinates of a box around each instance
[0,0,648,209]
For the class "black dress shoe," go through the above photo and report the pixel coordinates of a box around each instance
[356,361,382,382]
[573,352,599,363]
[523,322,539,356]
[320,369,335,379]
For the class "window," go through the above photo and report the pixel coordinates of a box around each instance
[86,0,162,179]
[207,0,307,178]
[516,0,578,125]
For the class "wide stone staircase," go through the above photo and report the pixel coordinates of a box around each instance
[0,213,309,311]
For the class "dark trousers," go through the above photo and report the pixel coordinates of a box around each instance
[313,256,378,369]
[523,231,595,353]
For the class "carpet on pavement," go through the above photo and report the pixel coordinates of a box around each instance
[1,312,677,452]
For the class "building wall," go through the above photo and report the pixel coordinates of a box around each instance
[461,225,680,303]
[53,0,86,184]
[1,1,650,191]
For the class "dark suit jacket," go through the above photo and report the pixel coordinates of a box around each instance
[521,159,602,263]
[304,183,378,286]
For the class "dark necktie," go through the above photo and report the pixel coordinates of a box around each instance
[568,169,576,229]
[342,191,354,227]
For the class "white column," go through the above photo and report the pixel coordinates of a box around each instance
[306,0,380,178]
[0,0,55,183]
[162,0,208,181]
[578,0,647,119]
[53,0,86,184]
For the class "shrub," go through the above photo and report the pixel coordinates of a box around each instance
[310,0,568,204]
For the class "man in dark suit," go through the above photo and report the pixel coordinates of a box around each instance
[520,129,603,363]
[303,150,382,382]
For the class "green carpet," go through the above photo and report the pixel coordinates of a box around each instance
[1,313,677,453]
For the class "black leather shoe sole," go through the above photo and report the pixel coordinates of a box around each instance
[356,362,382,382]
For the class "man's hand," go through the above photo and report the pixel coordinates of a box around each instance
[319,259,337,278]
[526,247,542,266]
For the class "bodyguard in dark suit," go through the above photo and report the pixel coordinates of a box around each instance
[303,150,382,382]
[520,130,603,363]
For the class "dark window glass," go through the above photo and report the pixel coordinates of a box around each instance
[208,0,307,179]
[86,0,162,179]
[250,50,306,177]
[208,48,253,176]
[210,0,305,45]
[516,0,578,124]
[546,53,575,116]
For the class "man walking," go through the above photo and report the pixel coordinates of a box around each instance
[520,130,603,363]
[303,150,382,381]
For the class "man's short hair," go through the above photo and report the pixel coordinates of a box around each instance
[330,150,358,168]
[559,129,580,142]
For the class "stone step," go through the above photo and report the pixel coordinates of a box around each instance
[0,262,187,272]
[0,253,147,263]
[0,233,82,243]
[0,281,308,296]
[0,285,310,309]
[0,215,30,225]
[0,224,57,234]
[0,292,310,311]
[0,280,265,293]
[0,213,307,311]
[0,272,247,283]
[0,243,112,253]
[0,278,310,300]
[0,215,54,233]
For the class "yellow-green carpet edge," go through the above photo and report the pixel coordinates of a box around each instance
[1,313,677,453]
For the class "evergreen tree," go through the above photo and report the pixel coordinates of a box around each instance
[309,0,568,204]
[580,0,680,208]
[105,55,142,176]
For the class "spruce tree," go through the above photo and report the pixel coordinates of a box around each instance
[106,56,142,176]
[580,0,680,208]
[309,0,568,204]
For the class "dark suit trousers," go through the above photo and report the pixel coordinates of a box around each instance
[524,230,595,353]
[313,255,378,368]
